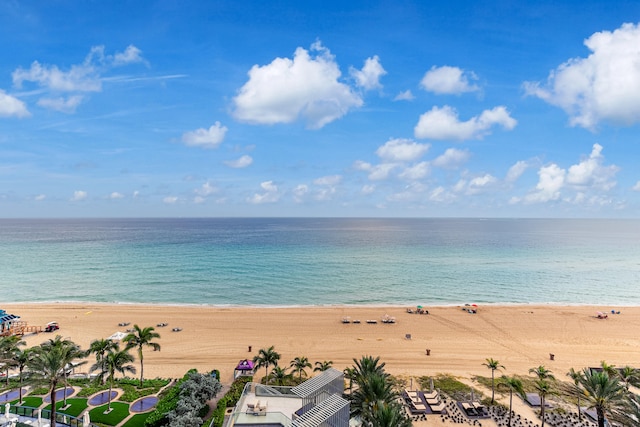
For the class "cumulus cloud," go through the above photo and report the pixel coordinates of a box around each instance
[293,184,308,203]
[35,194,46,201]
[519,143,618,204]
[432,148,471,169]
[633,182,640,192]
[37,95,83,114]
[414,105,516,140]
[181,122,227,149]
[313,175,342,186]
[394,90,414,101]
[350,55,386,90]
[375,138,429,162]
[0,89,30,118]
[313,175,342,200]
[420,65,479,95]
[109,192,124,199]
[524,23,640,130]
[361,184,375,194]
[163,196,178,204]
[195,182,218,196]
[354,161,397,181]
[465,174,499,195]
[70,190,87,201]
[429,186,456,203]
[113,45,145,66]
[398,162,430,181]
[225,155,253,168]
[232,41,363,129]
[248,180,280,204]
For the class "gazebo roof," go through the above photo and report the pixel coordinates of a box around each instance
[235,359,254,371]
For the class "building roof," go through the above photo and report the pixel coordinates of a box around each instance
[291,394,349,427]
[291,368,343,398]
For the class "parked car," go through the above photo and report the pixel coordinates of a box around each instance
[44,321,59,332]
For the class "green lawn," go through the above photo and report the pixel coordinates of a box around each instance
[89,402,130,426]
[121,412,152,427]
[15,396,43,408]
[42,398,89,417]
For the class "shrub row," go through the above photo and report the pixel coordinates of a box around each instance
[145,370,196,427]
[209,376,252,427]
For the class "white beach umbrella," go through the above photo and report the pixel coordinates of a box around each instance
[83,410,90,427]
[4,402,9,417]
[36,408,41,426]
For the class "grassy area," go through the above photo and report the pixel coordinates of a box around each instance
[418,374,484,401]
[15,396,43,408]
[121,412,152,427]
[89,402,130,426]
[43,398,89,417]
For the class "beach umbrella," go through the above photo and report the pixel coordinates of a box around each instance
[429,377,434,392]
[4,402,9,417]
[36,408,41,426]
[83,410,90,427]
[417,305,423,309]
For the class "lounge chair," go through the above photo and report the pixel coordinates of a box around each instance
[366,320,377,324]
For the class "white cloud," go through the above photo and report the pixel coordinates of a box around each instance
[70,190,87,201]
[398,162,430,181]
[523,164,566,203]
[293,184,308,203]
[195,181,218,196]
[565,143,618,191]
[181,122,227,149]
[232,41,363,129]
[194,196,205,204]
[350,55,386,90]
[633,181,640,192]
[133,191,140,199]
[0,90,30,118]
[225,155,253,168]
[163,196,178,204]
[35,194,46,201]
[505,160,530,183]
[354,161,397,181]
[13,59,101,92]
[429,186,456,202]
[432,148,470,169]
[248,180,280,204]
[109,192,124,199]
[37,95,83,114]
[524,23,640,130]
[394,90,414,101]
[420,65,479,95]
[375,138,429,162]
[313,175,342,186]
[466,174,498,194]
[361,184,375,194]
[113,45,145,66]
[414,105,516,140]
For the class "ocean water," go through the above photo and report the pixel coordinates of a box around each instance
[1,218,639,306]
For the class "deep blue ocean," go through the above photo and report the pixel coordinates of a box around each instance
[1,218,639,306]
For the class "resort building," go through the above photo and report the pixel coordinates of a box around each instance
[226,368,350,427]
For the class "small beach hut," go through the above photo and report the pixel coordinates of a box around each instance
[0,310,20,335]
[234,359,254,379]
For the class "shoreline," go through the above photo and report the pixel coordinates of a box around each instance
[3,303,637,384]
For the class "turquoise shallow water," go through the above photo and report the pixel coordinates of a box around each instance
[1,218,639,306]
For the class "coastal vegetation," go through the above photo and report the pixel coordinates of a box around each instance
[123,325,162,387]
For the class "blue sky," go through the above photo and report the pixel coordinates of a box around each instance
[2,1,640,218]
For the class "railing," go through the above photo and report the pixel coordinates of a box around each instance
[9,405,96,427]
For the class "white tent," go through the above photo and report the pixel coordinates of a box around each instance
[108,331,127,340]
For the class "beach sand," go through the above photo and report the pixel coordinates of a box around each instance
[5,303,637,384]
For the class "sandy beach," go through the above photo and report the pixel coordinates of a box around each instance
[4,303,637,385]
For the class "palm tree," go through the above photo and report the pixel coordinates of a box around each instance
[27,337,83,427]
[600,360,618,377]
[0,335,25,385]
[350,371,397,422]
[344,367,357,394]
[532,379,553,427]
[483,358,505,404]
[97,345,136,412]
[498,376,524,427]
[617,365,639,390]
[314,360,333,372]
[12,347,33,404]
[368,401,413,427]
[353,355,387,384]
[40,336,85,408]
[566,368,585,421]
[87,338,119,384]
[529,365,555,380]
[577,368,627,427]
[290,356,312,381]
[252,346,281,385]
[123,325,161,387]
[269,366,292,386]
